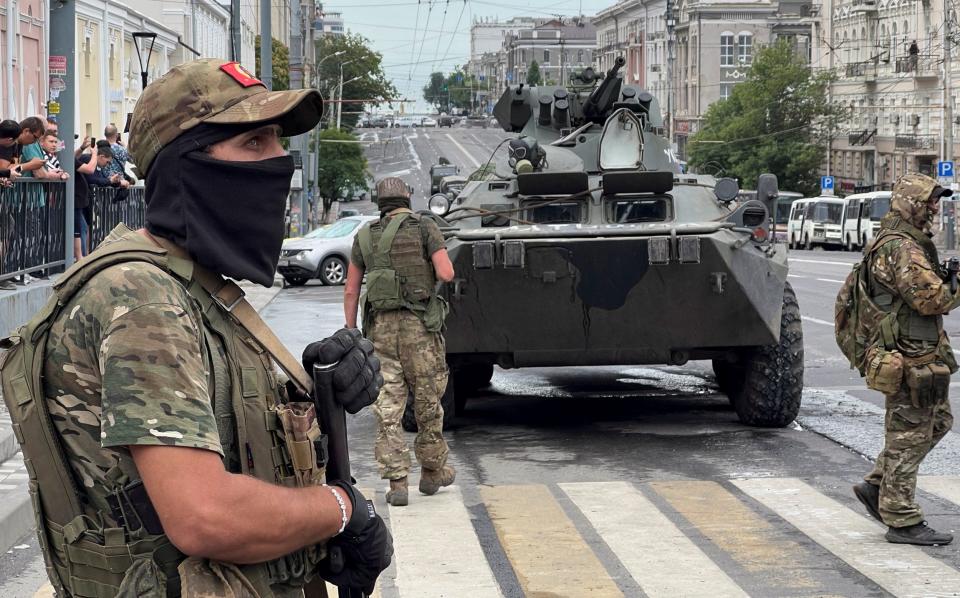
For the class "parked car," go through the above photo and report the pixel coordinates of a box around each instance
[370,116,389,128]
[394,117,416,128]
[438,115,454,127]
[277,216,377,286]
[421,116,438,127]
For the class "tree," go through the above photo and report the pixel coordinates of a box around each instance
[317,129,368,221]
[688,39,847,195]
[254,36,289,91]
[526,61,542,86]
[316,33,397,129]
[423,72,449,112]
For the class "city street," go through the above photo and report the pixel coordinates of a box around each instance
[6,127,960,596]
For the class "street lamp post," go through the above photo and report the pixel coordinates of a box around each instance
[336,75,363,129]
[132,32,157,89]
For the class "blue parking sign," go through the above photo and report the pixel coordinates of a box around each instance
[938,161,954,178]
[820,176,835,192]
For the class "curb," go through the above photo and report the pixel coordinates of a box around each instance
[0,416,17,465]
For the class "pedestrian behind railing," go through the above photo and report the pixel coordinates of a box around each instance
[88,186,146,251]
[0,180,66,285]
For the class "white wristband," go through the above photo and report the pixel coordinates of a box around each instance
[324,484,349,535]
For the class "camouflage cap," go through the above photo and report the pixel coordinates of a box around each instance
[376,177,412,200]
[890,172,951,230]
[128,59,323,176]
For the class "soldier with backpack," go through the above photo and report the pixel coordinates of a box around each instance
[835,172,958,545]
[0,59,392,596]
[344,177,457,507]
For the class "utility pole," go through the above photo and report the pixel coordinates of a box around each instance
[289,0,306,235]
[231,0,241,62]
[665,1,676,149]
[260,0,272,89]
[49,0,76,267]
[944,14,955,248]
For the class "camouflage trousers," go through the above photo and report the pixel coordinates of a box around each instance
[864,383,953,527]
[368,309,449,480]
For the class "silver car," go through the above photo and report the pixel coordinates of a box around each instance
[277,216,377,286]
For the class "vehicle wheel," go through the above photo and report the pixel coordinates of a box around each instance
[401,377,456,432]
[712,359,745,406]
[788,236,795,250]
[283,275,308,287]
[319,256,347,286]
[730,282,804,428]
[803,235,812,250]
[845,235,854,252]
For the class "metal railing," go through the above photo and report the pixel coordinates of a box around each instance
[0,182,145,284]
[894,55,939,76]
[845,61,877,79]
[88,186,146,250]
[894,134,938,150]
[0,181,66,280]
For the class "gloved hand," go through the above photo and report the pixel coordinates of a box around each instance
[302,328,383,414]
[320,482,393,594]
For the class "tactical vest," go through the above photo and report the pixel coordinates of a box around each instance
[868,219,948,358]
[0,225,327,598]
[358,211,437,315]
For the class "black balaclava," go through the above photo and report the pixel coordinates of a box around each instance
[146,123,295,286]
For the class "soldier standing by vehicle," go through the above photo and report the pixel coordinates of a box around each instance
[847,173,958,545]
[344,177,456,507]
[1,59,391,596]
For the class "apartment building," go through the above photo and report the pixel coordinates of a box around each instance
[1,0,49,122]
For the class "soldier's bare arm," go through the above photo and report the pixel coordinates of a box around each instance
[431,249,455,282]
[130,444,351,563]
[891,240,960,315]
[345,261,364,328]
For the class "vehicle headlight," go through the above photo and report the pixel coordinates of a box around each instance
[430,193,450,215]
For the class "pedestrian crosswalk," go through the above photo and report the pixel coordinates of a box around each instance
[26,475,960,598]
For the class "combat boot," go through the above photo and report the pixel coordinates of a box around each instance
[419,465,456,496]
[386,477,408,507]
[853,482,882,523]
[886,521,954,546]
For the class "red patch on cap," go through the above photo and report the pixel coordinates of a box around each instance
[219,62,264,88]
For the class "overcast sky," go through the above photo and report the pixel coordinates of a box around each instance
[320,0,612,112]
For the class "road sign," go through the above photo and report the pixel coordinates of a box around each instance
[938,160,955,178]
[820,175,835,195]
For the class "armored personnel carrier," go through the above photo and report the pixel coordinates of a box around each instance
[406,57,803,429]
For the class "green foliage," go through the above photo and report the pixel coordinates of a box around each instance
[423,72,449,111]
[316,33,397,129]
[445,70,478,111]
[687,39,847,195]
[318,128,368,218]
[526,61,542,86]
[254,36,289,91]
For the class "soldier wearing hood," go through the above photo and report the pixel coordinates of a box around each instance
[852,172,959,545]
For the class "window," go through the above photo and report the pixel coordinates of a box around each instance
[720,33,734,66]
[720,83,734,100]
[83,36,91,77]
[609,198,670,223]
[109,43,115,80]
[737,33,753,65]
[544,50,550,64]
[526,202,582,224]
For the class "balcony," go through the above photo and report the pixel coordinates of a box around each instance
[895,55,939,79]
[845,61,877,81]
[894,134,937,151]
[850,0,878,13]
[848,129,877,146]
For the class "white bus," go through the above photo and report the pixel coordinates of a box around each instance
[841,191,892,251]
[788,196,847,250]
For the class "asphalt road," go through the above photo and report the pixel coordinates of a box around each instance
[7,127,960,596]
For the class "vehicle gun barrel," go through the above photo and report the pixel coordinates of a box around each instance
[584,56,626,122]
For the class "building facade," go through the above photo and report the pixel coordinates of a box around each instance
[502,19,598,88]
[814,0,954,192]
[1,0,48,122]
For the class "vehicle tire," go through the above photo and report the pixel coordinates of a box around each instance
[730,282,804,428]
[319,256,347,286]
[803,235,812,250]
[845,235,855,252]
[401,377,456,432]
[283,275,308,287]
[788,235,795,250]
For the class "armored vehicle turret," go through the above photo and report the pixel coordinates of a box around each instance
[410,57,803,430]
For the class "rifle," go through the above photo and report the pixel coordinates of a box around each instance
[312,362,367,598]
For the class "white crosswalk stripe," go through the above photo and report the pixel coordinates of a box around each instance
[561,481,747,598]
[735,477,960,598]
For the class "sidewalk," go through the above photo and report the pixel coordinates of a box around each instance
[0,276,284,556]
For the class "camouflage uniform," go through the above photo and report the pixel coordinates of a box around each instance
[864,173,960,528]
[351,179,450,482]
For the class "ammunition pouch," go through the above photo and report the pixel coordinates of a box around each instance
[422,294,449,333]
[365,268,405,312]
[904,359,952,408]
[865,346,905,395]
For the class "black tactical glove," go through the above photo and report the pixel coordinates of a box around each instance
[319,482,393,594]
[302,328,383,414]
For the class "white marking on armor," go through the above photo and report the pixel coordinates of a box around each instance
[69,305,81,319]
[735,477,960,598]
[801,316,835,327]
[150,429,184,440]
[561,481,747,597]
[445,133,481,168]
[389,485,502,597]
